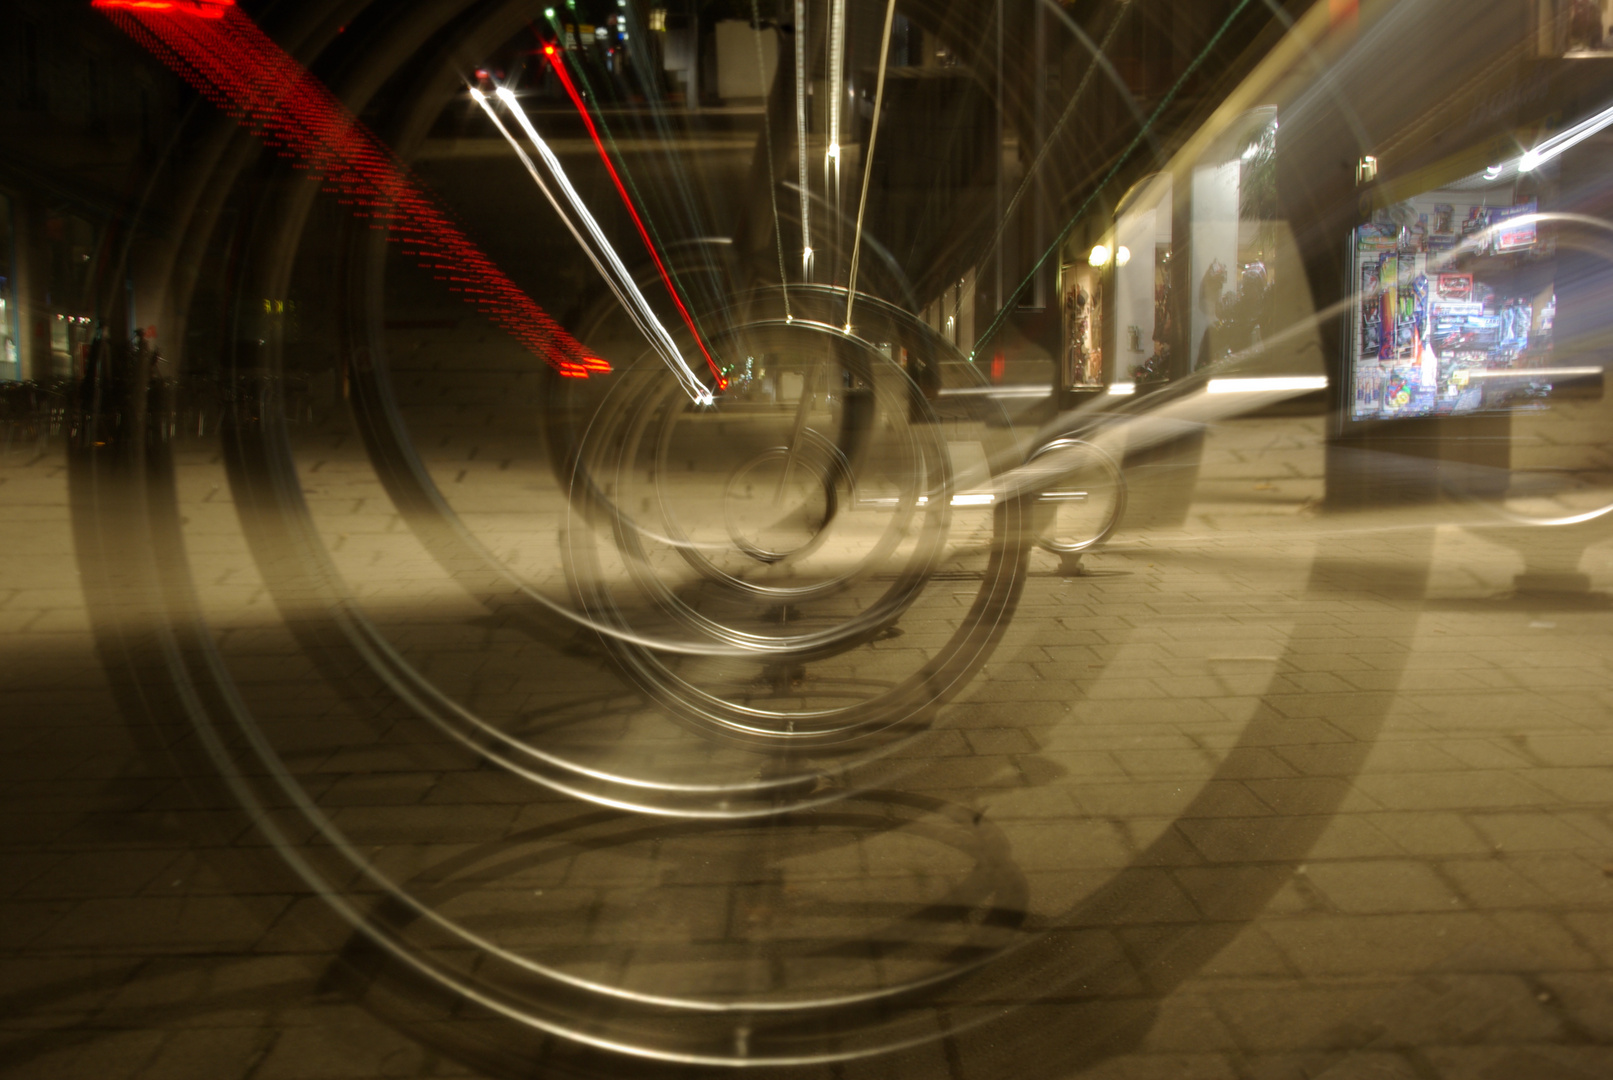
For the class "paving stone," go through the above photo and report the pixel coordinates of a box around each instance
[1361,812,1494,857]
[1302,860,1463,914]
[1421,1044,1613,1080]
[1468,812,1607,853]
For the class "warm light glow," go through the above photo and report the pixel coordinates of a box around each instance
[1088,244,1111,267]
[826,143,840,160]
[1107,381,1136,395]
[1115,246,1131,266]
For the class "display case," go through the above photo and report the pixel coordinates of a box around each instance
[1056,258,1104,391]
[1346,164,1581,424]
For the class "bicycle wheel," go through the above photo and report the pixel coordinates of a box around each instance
[1025,436,1127,556]
[558,293,1032,748]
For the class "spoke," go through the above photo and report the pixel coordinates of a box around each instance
[825,0,847,265]
[796,0,813,279]
[475,86,711,404]
[551,11,734,332]
[752,0,793,321]
[542,49,728,389]
[843,0,899,332]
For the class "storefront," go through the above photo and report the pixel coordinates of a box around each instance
[1075,104,1296,397]
[1056,103,1295,526]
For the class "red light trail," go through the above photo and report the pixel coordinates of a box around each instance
[96,0,231,16]
[541,46,724,389]
[94,0,608,378]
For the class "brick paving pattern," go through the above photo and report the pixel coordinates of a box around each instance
[3,398,1612,1080]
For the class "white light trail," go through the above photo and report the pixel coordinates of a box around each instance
[825,0,846,226]
[795,0,811,280]
[843,0,898,333]
[475,86,706,403]
[1206,376,1328,394]
[1520,97,1613,172]
[1107,381,1136,395]
[909,494,995,506]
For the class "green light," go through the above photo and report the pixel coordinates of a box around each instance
[544,6,555,14]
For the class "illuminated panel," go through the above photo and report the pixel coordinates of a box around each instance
[93,0,604,378]
[542,45,723,389]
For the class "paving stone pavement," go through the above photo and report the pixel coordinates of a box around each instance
[3,401,1613,1080]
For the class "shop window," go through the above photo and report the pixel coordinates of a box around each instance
[1188,106,1278,373]
[1348,164,1566,421]
[1110,173,1174,388]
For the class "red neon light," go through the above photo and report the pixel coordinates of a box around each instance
[96,0,605,378]
[545,48,725,390]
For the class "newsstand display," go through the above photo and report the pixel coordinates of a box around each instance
[1347,165,1561,422]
